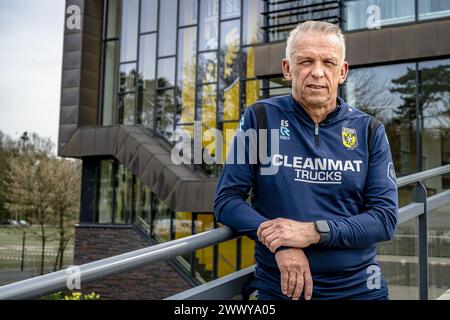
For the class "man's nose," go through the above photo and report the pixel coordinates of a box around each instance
[311,62,325,78]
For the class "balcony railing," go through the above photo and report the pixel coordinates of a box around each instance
[262,0,344,42]
[1,164,450,300]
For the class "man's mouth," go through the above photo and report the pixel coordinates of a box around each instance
[307,84,326,90]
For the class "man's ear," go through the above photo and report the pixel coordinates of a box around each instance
[282,59,292,81]
[339,61,349,85]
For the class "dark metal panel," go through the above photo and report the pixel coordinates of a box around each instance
[391,25,415,61]
[83,15,102,38]
[62,51,82,69]
[62,69,82,88]
[79,87,98,108]
[80,127,96,156]
[369,28,392,63]
[153,167,179,201]
[58,123,79,144]
[346,31,370,66]
[81,70,100,91]
[94,127,110,155]
[254,45,270,77]
[123,135,141,167]
[82,33,102,56]
[61,87,80,106]
[415,22,439,58]
[63,32,84,52]
[438,20,450,55]
[135,145,152,177]
[60,105,79,125]
[59,125,81,156]
[78,106,98,126]
[82,51,101,73]
[269,42,285,75]
[203,179,218,212]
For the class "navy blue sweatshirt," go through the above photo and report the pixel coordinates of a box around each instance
[214,95,398,300]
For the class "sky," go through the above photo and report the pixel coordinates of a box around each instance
[0,0,65,145]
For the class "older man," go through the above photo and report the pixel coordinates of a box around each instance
[214,21,398,300]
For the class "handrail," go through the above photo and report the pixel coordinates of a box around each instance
[1,165,450,300]
[0,227,234,300]
[396,164,450,187]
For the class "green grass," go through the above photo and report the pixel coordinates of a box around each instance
[0,225,74,273]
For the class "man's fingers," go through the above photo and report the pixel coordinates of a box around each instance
[260,227,275,245]
[280,269,289,296]
[269,238,282,253]
[287,272,296,298]
[292,273,304,300]
[304,270,313,300]
[257,221,273,241]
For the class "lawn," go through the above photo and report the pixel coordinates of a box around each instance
[0,225,74,273]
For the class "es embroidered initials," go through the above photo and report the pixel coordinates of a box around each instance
[280,120,290,140]
[342,127,358,149]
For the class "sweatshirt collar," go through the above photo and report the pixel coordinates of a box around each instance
[288,94,346,125]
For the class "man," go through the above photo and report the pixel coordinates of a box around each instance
[214,21,398,300]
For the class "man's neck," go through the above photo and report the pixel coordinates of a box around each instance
[293,93,337,124]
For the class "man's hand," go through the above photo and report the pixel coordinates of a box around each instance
[257,218,320,253]
[275,248,313,300]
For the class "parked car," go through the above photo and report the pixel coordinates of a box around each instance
[19,220,30,227]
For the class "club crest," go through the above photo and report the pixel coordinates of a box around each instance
[342,127,358,149]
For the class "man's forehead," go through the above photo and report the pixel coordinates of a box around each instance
[291,32,343,58]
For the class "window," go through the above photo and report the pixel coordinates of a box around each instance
[179,0,198,26]
[158,0,178,56]
[120,0,139,62]
[419,0,450,20]
[199,0,219,50]
[140,0,158,33]
[345,0,415,31]
[138,33,157,127]
[97,160,114,223]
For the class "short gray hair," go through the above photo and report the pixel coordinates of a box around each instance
[285,20,346,63]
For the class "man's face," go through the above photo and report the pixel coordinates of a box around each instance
[282,31,348,109]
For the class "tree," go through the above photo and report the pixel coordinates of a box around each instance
[7,152,55,275]
[48,158,80,270]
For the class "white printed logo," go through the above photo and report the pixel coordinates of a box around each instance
[66,265,81,290]
[66,5,82,31]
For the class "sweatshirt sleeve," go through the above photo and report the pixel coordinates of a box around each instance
[214,107,269,240]
[322,124,398,248]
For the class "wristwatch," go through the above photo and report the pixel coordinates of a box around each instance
[314,220,330,244]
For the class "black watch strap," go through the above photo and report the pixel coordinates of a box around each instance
[314,220,330,244]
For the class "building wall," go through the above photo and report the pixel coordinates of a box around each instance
[74,225,192,299]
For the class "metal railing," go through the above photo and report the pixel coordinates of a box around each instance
[1,165,450,300]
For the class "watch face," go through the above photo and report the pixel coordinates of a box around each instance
[316,220,330,233]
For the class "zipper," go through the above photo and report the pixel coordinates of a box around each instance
[314,123,320,148]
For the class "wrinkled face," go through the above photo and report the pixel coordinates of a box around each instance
[282,32,348,109]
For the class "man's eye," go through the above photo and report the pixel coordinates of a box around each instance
[325,61,336,66]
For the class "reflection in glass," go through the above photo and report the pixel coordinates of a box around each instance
[218,239,237,276]
[419,59,450,174]
[195,214,215,281]
[157,57,176,88]
[154,198,172,241]
[156,89,175,140]
[138,33,157,128]
[115,164,133,224]
[345,0,415,31]
[221,0,240,19]
[97,160,114,223]
[345,63,416,177]
[198,52,217,84]
[220,19,240,122]
[243,0,264,45]
[106,0,121,39]
[140,0,158,33]
[119,63,137,93]
[177,27,197,125]
[120,0,139,61]
[158,0,178,56]
[102,40,119,125]
[199,0,219,50]
[419,0,450,20]
[118,93,135,125]
[377,217,418,299]
[179,0,198,26]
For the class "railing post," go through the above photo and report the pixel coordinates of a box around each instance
[413,181,428,300]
